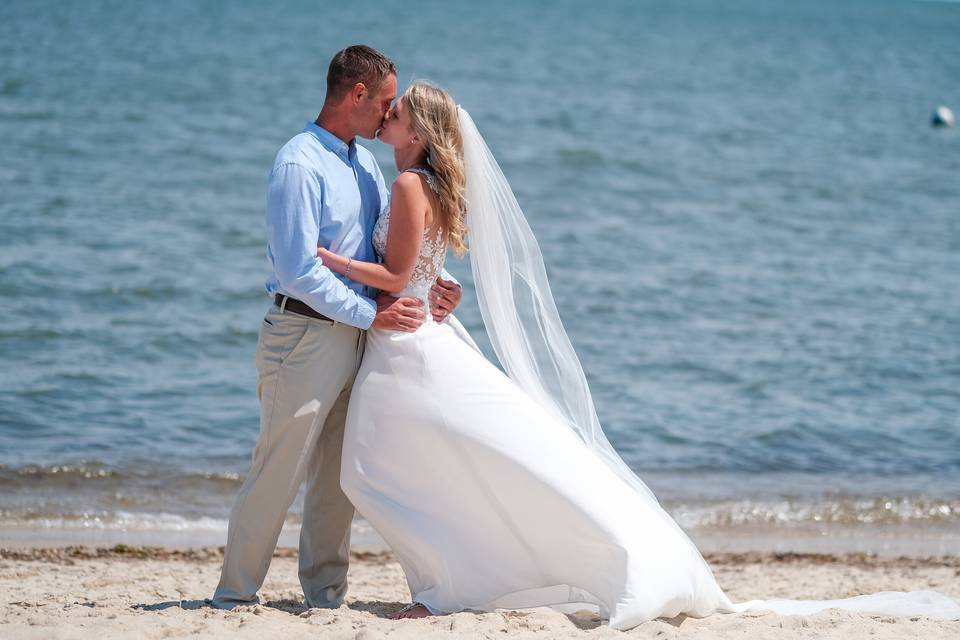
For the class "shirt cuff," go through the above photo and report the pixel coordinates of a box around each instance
[439,268,461,289]
[355,295,377,330]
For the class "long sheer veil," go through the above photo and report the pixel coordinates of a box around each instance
[455,106,960,622]
[458,106,660,506]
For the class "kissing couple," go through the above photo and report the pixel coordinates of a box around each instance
[210,45,960,628]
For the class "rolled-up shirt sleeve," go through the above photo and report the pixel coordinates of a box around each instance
[439,266,461,288]
[266,162,376,329]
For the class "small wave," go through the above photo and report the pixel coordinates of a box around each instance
[0,510,379,536]
[0,511,231,532]
[556,147,605,167]
[0,110,55,122]
[0,326,82,341]
[0,463,244,487]
[102,285,183,300]
[0,462,117,481]
[669,495,960,529]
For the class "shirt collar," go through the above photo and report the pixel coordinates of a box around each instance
[304,121,356,163]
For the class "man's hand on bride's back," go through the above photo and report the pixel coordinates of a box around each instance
[429,277,462,323]
[372,294,425,332]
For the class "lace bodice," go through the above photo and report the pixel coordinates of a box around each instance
[372,167,447,306]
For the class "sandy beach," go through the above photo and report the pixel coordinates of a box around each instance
[3,1,959,638]
[1,546,957,639]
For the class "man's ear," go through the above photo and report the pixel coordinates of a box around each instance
[350,82,366,105]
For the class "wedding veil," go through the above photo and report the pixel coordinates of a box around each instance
[458,106,659,505]
[455,106,960,622]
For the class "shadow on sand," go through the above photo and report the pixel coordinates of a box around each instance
[132,597,631,630]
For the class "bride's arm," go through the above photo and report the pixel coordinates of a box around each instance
[317,172,426,293]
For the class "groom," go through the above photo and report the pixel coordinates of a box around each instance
[211,45,461,609]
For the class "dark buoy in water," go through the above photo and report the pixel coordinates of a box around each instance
[932,106,955,128]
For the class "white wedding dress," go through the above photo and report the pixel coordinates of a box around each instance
[339,119,960,629]
[342,173,737,628]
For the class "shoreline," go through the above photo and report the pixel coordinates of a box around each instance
[2,519,958,558]
[4,544,960,568]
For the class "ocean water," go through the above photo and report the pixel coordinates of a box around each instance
[1,0,959,554]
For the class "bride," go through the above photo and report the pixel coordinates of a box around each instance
[315,81,960,629]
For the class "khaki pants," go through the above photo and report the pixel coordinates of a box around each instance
[212,303,365,609]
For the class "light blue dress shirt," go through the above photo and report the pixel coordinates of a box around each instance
[265,122,458,329]
[265,123,383,328]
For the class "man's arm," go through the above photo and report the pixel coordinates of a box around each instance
[266,162,376,328]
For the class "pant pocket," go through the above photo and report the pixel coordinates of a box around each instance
[257,312,312,375]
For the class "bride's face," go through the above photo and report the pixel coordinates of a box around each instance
[377,97,417,148]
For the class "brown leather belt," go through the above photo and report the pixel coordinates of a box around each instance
[274,294,334,323]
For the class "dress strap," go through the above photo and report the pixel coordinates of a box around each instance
[404,166,439,194]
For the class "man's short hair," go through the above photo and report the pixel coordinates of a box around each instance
[326,45,396,103]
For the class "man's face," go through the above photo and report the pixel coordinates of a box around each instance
[359,73,397,139]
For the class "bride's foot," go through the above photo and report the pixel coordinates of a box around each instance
[388,602,432,620]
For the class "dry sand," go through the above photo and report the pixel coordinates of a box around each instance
[1,546,958,639]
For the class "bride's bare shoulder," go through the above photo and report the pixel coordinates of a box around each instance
[390,171,432,216]
[392,170,431,196]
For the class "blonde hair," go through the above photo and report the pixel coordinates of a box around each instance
[403,81,467,256]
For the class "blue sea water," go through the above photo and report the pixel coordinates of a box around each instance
[1,0,959,552]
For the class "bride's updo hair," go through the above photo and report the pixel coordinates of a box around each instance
[403,81,467,256]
